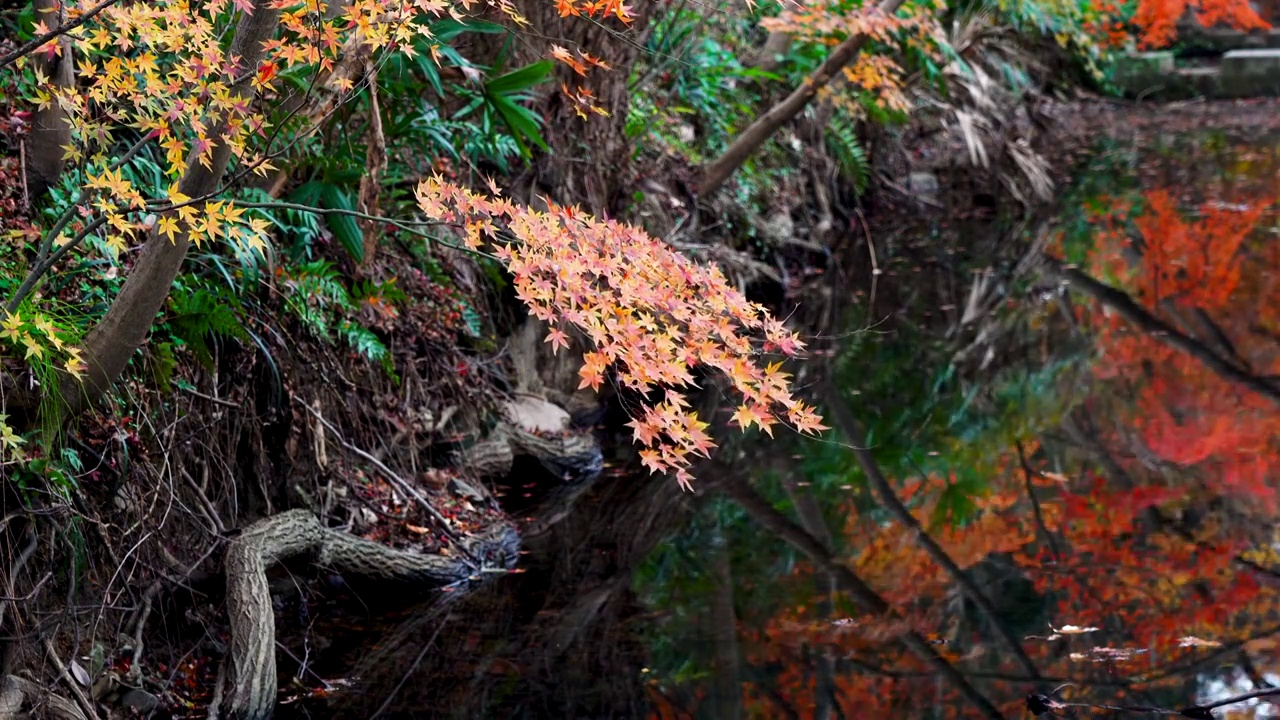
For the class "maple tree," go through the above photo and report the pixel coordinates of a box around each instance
[1085,0,1269,48]
[416,177,826,486]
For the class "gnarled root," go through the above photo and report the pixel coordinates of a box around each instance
[223,510,518,720]
[0,675,87,720]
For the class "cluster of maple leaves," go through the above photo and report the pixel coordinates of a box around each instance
[416,177,827,488]
[761,0,939,114]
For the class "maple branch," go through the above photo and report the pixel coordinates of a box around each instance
[698,0,908,196]
[715,471,1007,720]
[1040,256,1280,407]
[1014,441,1060,564]
[7,133,153,315]
[66,0,283,415]
[817,377,1045,683]
[0,0,121,69]
[7,216,108,314]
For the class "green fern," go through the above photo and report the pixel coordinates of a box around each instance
[166,286,249,369]
[150,341,178,393]
[283,260,354,339]
[827,116,870,195]
[281,262,398,378]
[338,320,389,364]
[292,260,352,306]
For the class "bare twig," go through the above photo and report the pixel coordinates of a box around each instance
[298,399,464,546]
[0,0,121,68]
[0,526,37,632]
[207,658,228,720]
[0,571,52,602]
[180,467,227,536]
[179,386,241,409]
[130,581,161,671]
[43,637,101,720]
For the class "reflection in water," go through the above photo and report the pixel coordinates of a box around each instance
[299,137,1280,719]
[639,137,1280,718]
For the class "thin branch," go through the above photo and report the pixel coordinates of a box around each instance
[715,470,1006,720]
[1040,255,1280,406]
[1014,440,1060,563]
[43,637,101,720]
[7,216,108,313]
[298,399,467,549]
[0,0,121,68]
[818,377,1044,682]
[6,131,154,314]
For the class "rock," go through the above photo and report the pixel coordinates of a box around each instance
[121,688,161,714]
[907,172,939,203]
[449,476,489,502]
[0,676,22,717]
[1111,51,1183,98]
[502,395,570,435]
[759,211,795,246]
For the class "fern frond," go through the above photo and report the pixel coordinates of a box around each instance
[827,116,871,195]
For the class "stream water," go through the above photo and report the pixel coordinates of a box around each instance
[278,124,1280,719]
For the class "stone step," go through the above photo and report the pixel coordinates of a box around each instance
[1112,49,1280,99]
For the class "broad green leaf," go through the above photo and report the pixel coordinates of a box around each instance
[485,60,554,96]
[318,184,365,264]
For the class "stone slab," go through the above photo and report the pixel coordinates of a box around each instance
[1219,49,1280,97]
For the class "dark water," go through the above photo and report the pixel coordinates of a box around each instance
[285,132,1280,719]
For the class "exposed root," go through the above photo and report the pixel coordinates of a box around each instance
[223,509,519,720]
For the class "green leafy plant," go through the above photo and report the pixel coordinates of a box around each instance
[826,115,871,195]
[280,260,395,375]
[288,180,365,263]
[455,59,554,163]
[164,284,249,370]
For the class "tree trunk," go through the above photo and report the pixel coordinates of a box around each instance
[223,510,514,720]
[698,0,907,196]
[709,529,742,719]
[780,476,836,720]
[63,1,282,415]
[748,31,793,73]
[23,0,74,202]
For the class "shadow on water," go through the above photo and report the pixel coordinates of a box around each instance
[289,130,1280,719]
